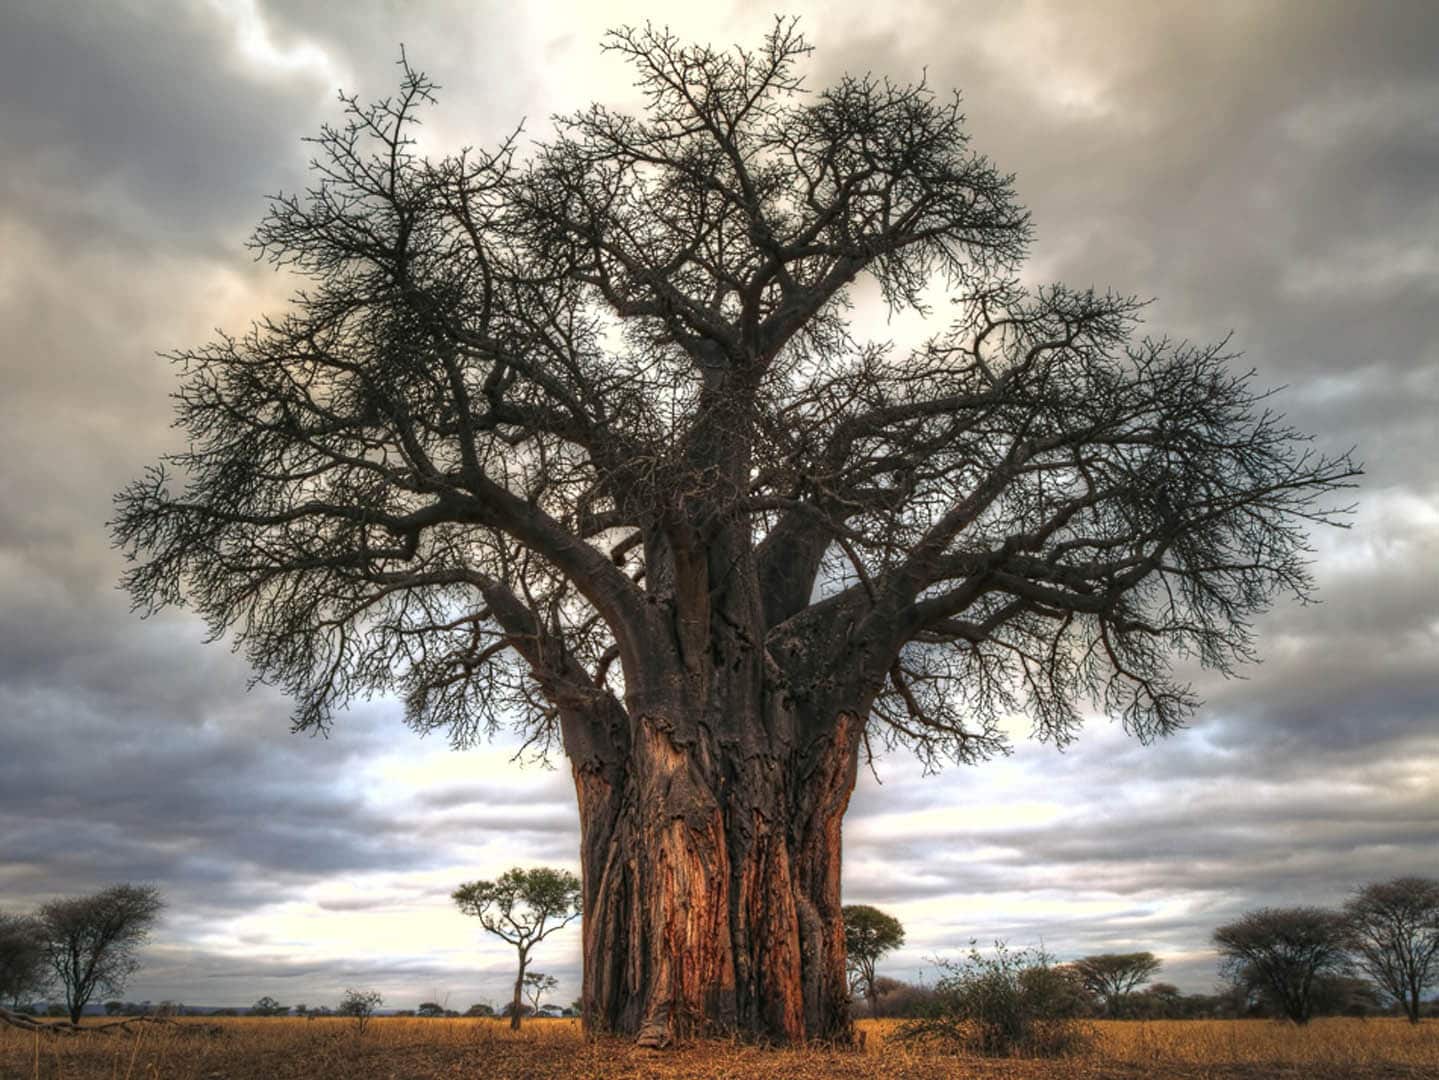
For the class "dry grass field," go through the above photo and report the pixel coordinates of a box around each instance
[2,1015,1437,1080]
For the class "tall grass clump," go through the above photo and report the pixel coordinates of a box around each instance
[897,943,1094,1057]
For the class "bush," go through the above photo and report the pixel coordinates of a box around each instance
[872,978,939,1019]
[338,988,383,1035]
[897,943,1094,1058]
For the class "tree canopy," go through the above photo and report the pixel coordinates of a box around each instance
[453,867,583,947]
[112,21,1356,768]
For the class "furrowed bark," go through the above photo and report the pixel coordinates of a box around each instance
[574,708,861,1045]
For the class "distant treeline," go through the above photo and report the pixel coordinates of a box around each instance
[850,875,1439,1028]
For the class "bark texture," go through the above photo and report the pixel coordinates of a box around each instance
[574,708,862,1045]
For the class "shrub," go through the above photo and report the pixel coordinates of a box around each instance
[897,943,1093,1058]
[873,978,939,1019]
[338,988,383,1035]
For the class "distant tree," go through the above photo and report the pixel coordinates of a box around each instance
[1072,952,1162,1017]
[464,1002,495,1018]
[453,868,581,1030]
[843,905,905,1017]
[417,1001,446,1018]
[871,977,938,1019]
[338,988,383,1034]
[103,1000,123,1017]
[112,21,1360,1047]
[523,972,558,1016]
[1311,974,1386,1019]
[250,995,288,1017]
[1213,907,1349,1024]
[1344,876,1439,1024]
[35,884,164,1024]
[1130,981,1183,1020]
[0,913,49,1008]
[293,1002,308,1018]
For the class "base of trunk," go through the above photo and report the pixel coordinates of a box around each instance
[575,714,862,1045]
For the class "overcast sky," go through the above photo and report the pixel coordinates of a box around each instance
[1,0,1436,1010]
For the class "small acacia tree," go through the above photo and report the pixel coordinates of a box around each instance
[524,972,558,1015]
[0,913,49,1009]
[113,21,1359,1044]
[1344,876,1439,1024]
[36,884,164,1024]
[453,867,581,1030]
[1213,907,1349,1025]
[843,905,905,1017]
[1071,952,1162,1018]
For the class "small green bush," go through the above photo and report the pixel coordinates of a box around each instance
[897,942,1094,1058]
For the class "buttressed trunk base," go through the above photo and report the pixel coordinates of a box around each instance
[574,711,862,1046]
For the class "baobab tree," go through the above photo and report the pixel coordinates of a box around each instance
[112,23,1358,1045]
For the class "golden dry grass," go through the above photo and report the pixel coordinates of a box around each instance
[2,1015,1437,1079]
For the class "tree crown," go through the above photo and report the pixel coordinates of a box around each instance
[111,22,1359,771]
[843,904,905,961]
[453,866,582,948]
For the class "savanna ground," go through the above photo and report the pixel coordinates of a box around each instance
[2,1016,1436,1080]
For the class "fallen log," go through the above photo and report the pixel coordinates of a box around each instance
[0,1006,176,1035]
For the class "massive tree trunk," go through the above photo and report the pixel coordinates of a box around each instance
[558,380,879,1045]
[573,708,862,1045]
